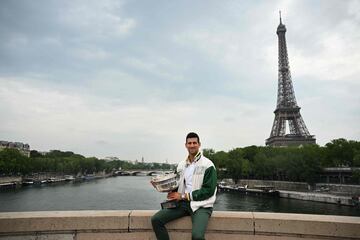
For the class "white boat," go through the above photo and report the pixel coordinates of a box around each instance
[64,175,75,181]
[22,180,34,185]
[47,177,66,183]
[47,177,56,183]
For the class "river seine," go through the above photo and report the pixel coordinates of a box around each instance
[0,176,359,216]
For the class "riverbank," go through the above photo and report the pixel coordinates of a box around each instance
[0,173,114,190]
[279,190,358,206]
[218,179,360,207]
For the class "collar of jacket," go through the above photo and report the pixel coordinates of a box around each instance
[186,151,202,166]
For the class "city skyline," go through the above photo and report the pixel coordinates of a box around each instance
[0,0,359,163]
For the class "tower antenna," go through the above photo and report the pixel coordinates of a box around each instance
[279,10,282,24]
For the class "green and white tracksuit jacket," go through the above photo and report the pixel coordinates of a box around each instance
[176,152,217,212]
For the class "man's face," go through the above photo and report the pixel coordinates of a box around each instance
[185,137,201,155]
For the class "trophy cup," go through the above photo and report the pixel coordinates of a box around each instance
[151,173,180,209]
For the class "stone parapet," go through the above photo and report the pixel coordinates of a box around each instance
[0,210,359,239]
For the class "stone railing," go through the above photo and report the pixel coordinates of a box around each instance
[0,210,359,239]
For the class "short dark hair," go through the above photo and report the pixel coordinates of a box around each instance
[186,132,200,143]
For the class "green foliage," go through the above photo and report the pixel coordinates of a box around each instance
[324,138,360,167]
[352,169,360,184]
[353,152,360,167]
[242,145,259,162]
[204,138,360,184]
[226,157,242,184]
[0,149,175,176]
[0,148,30,175]
[203,149,228,169]
[1,138,359,184]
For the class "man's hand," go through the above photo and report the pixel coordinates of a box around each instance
[150,180,156,188]
[167,192,181,201]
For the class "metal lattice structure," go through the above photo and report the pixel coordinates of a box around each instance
[266,13,316,147]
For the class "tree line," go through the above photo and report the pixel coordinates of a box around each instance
[203,138,360,184]
[0,149,174,176]
[1,138,359,184]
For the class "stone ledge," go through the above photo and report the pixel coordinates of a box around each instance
[0,210,130,233]
[253,212,360,238]
[0,210,359,239]
[129,210,254,233]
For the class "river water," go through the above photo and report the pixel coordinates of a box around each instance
[0,176,359,216]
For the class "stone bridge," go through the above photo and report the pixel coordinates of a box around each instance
[0,211,359,239]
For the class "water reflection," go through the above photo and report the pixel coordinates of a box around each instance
[215,191,360,216]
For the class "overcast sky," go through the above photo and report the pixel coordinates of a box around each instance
[0,0,359,163]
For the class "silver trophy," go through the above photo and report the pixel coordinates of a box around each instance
[151,173,180,209]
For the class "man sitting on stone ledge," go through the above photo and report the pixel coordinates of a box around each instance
[151,132,217,240]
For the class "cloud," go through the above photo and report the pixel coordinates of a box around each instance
[0,0,136,77]
[73,46,110,61]
[0,77,273,162]
[290,9,360,82]
[58,0,136,39]
[0,0,359,162]
[123,56,186,82]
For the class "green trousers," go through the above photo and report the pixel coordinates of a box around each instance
[151,200,213,240]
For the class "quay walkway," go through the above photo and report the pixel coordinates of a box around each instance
[279,190,358,206]
[0,210,359,239]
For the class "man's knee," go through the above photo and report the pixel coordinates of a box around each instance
[151,214,161,227]
[192,231,205,240]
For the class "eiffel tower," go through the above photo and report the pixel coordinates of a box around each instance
[266,13,316,147]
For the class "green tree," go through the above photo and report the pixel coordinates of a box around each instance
[353,151,360,167]
[241,159,251,178]
[226,157,242,184]
[325,139,354,167]
[243,145,259,162]
[253,152,268,179]
[351,169,360,184]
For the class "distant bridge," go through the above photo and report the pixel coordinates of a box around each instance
[113,170,173,176]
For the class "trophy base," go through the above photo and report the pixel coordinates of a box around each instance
[161,200,179,209]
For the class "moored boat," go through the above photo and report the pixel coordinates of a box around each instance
[64,175,75,181]
[0,182,17,189]
[83,174,95,180]
[22,179,34,185]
